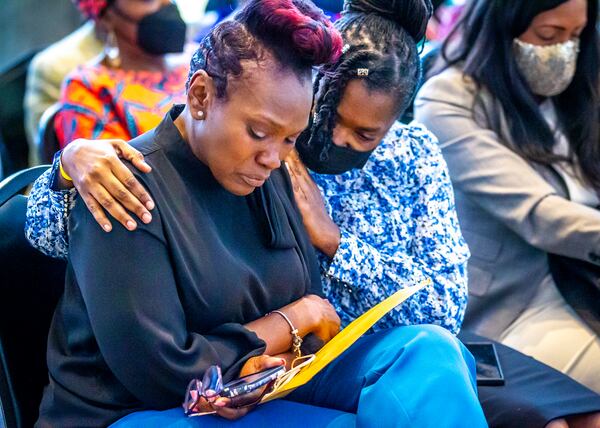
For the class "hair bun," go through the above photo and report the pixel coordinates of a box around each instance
[343,0,433,41]
[239,0,343,66]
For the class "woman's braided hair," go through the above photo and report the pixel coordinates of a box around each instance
[186,0,343,98]
[304,0,432,161]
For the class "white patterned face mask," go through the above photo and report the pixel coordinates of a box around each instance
[513,38,580,97]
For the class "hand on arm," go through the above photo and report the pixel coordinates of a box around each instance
[60,138,155,231]
[285,150,341,258]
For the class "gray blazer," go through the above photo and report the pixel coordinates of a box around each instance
[414,66,600,339]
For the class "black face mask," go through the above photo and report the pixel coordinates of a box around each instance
[295,127,375,175]
[113,3,186,55]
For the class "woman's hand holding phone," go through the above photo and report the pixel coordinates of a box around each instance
[205,294,340,420]
[208,355,286,420]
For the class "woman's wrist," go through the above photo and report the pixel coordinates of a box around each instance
[269,310,303,358]
[52,151,74,190]
[57,153,75,189]
[56,172,75,190]
[279,298,315,338]
[314,222,341,259]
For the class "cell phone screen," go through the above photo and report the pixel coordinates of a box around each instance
[221,366,285,398]
[464,342,505,386]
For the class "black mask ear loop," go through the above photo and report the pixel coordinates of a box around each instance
[108,2,139,24]
[310,72,335,163]
[308,90,317,136]
[295,79,318,156]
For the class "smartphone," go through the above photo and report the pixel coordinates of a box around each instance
[464,342,505,386]
[221,365,286,399]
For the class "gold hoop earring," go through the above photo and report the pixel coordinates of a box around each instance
[104,30,121,68]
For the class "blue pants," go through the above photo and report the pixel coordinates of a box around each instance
[113,325,487,427]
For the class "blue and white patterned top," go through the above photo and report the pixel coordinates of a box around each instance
[25,152,77,258]
[312,122,469,333]
[24,122,469,334]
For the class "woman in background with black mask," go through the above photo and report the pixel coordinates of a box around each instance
[54,0,189,148]
[415,0,600,394]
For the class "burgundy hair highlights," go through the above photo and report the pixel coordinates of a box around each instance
[187,0,343,97]
[248,0,343,65]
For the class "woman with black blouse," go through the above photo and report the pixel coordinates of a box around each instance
[35,1,486,427]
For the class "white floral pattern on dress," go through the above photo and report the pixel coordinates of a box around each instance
[25,152,76,260]
[24,122,469,334]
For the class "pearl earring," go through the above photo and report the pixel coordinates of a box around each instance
[197,111,204,119]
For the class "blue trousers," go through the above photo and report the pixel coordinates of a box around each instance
[113,325,487,427]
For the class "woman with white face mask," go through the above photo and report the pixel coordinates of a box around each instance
[415,0,600,394]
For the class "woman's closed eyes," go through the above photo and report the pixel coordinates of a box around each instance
[248,126,301,146]
[356,132,376,143]
[248,126,268,140]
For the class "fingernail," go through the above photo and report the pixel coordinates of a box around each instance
[103,224,112,232]
[145,200,155,210]
[142,212,152,223]
[126,220,137,230]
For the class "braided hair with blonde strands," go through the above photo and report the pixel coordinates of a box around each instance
[299,0,433,164]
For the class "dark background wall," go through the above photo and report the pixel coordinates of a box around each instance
[0,0,83,176]
[0,0,82,71]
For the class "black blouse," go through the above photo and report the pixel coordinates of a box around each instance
[36,105,322,427]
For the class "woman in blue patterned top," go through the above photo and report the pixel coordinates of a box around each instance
[26,0,468,336]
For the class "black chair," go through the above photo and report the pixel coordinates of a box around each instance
[0,166,66,428]
[0,133,6,181]
[36,103,61,165]
[0,52,39,176]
